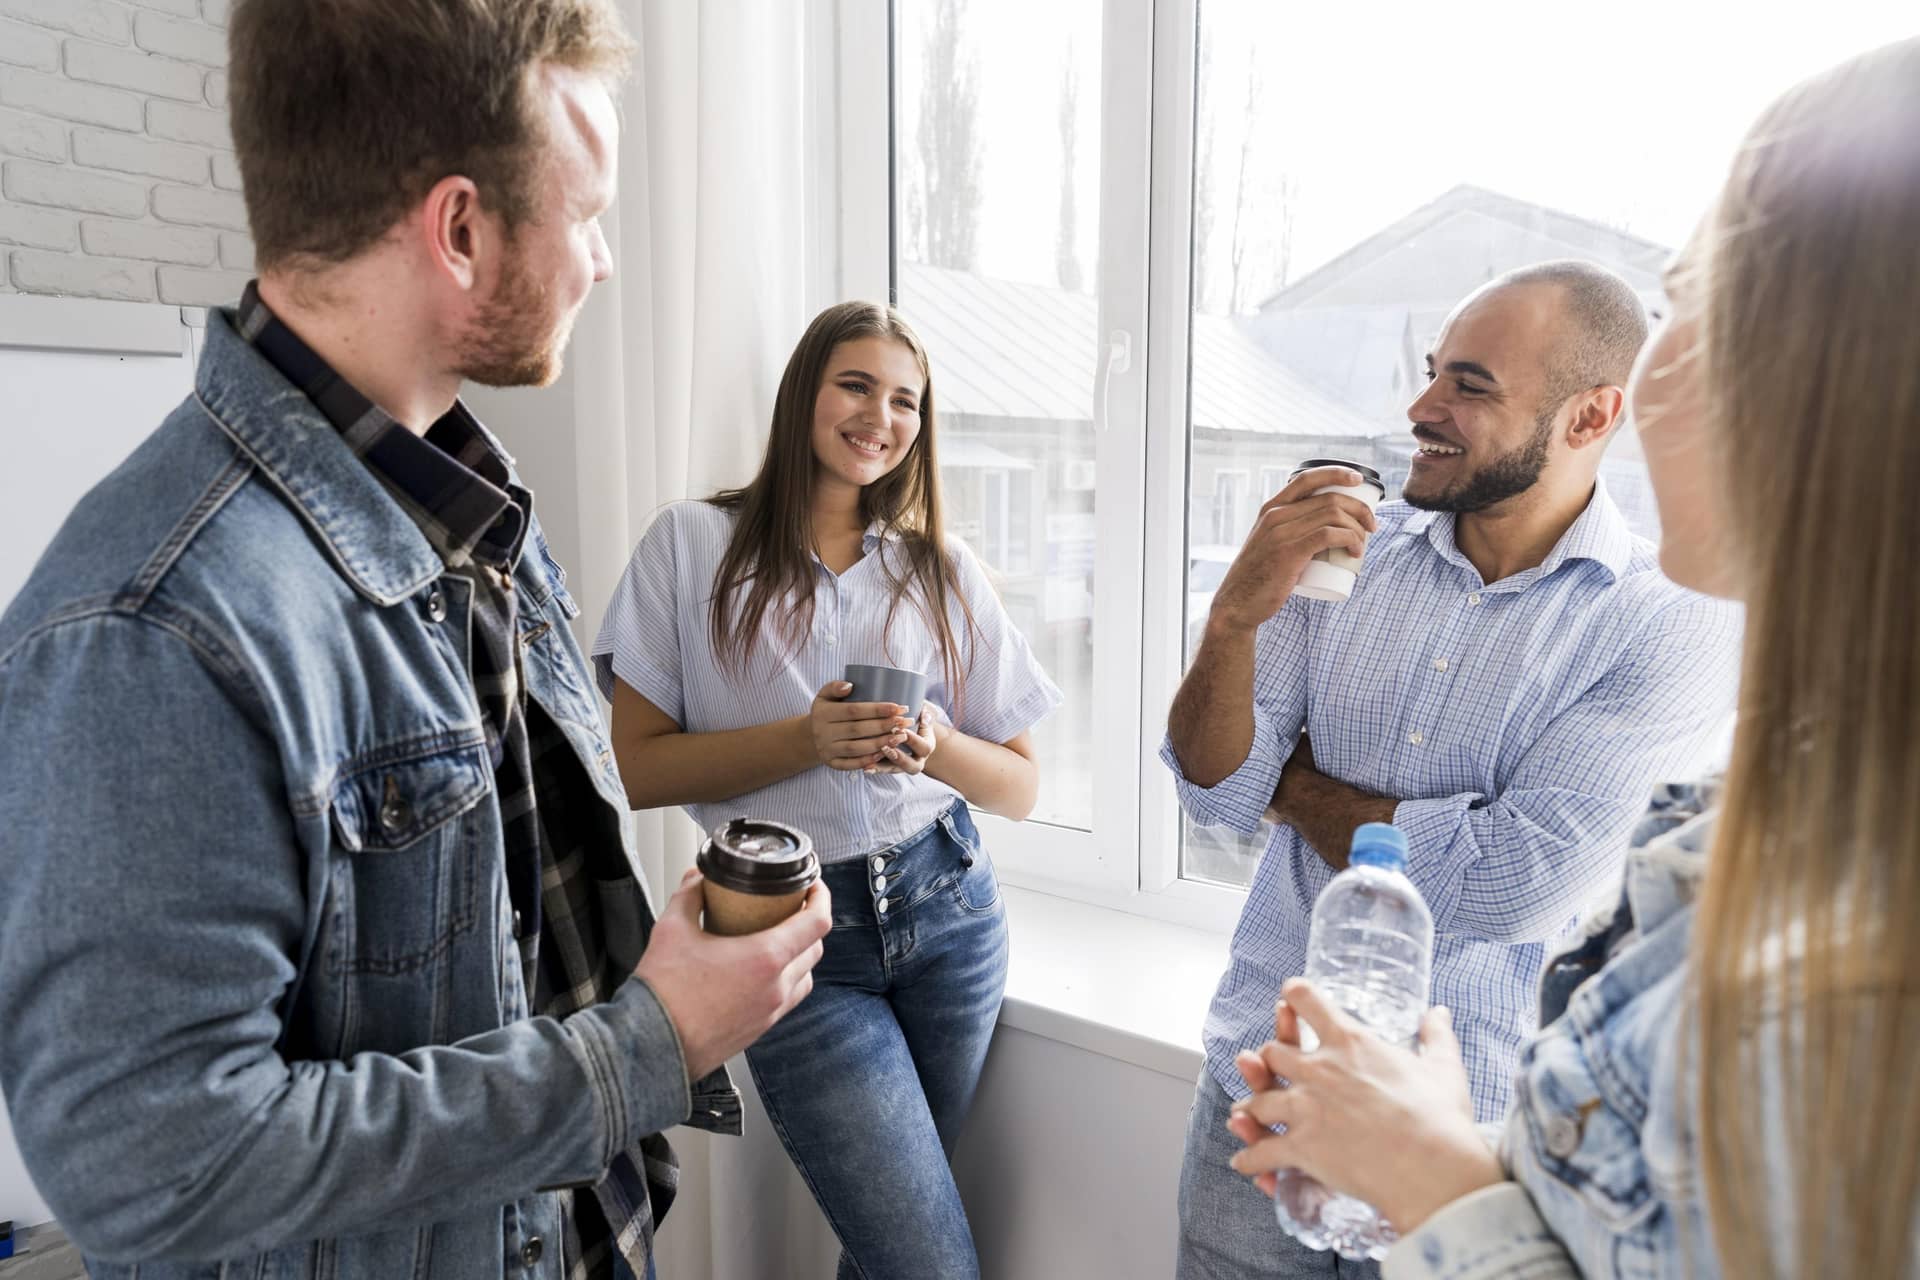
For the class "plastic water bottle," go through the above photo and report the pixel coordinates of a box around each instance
[1273,822,1434,1261]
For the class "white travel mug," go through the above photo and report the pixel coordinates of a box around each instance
[1287,458,1386,602]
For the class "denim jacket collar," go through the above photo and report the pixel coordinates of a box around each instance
[195,308,446,607]
[1624,814,1712,938]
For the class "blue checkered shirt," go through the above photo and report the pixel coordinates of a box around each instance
[1162,484,1742,1121]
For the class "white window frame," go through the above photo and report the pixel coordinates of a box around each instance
[832,0,892,305]
[843,0,1245,932]
[1133,0,1248,931]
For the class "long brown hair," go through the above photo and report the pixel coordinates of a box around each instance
[708,301,976,704]
[1690,36,1920,1278]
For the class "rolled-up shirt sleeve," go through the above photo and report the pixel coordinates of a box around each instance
[1160,597,1312,834]
[591,506,686,720]
[933,538,1064,745]
[1390,597,1740,944]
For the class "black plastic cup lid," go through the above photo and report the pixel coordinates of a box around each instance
[698,818,820,895]
[1290,458,1385,496]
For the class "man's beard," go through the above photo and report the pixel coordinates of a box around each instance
[455,250,571,389]
[1404,403,1557,514]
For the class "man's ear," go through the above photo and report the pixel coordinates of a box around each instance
[418,175,487,292]
[1567,385,1626,450]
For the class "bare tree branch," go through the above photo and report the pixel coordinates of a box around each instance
[1194,22,1219,313]
[1055,42,1084,292]
[914,0,983,271]
[1228,55,1263,313]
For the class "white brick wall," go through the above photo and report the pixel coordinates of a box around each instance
[81,215,214,263]
[152,180,242,229]
[0,0,249,302]
[0,18,60,71]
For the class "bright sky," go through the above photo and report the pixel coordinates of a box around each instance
[897,0,1920,308]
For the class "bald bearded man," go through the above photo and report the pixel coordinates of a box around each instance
[1163,261,1742,1279]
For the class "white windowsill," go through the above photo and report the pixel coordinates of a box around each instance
[0,293,192,357]
[994,885,1228,1082]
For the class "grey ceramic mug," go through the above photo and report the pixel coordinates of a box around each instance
[843,664,930,757]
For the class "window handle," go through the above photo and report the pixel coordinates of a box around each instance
[1095,329,1133,434]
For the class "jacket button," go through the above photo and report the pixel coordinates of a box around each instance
[1544,1112,1582,1159]
[520,1235,544,1266]
[427,588,447,623]
[378,777,411,832]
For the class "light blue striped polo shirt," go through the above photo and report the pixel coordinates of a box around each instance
[1161,482,1743,1121]
[594,500,1062,863]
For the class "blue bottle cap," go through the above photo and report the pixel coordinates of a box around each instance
[1348,822,1408,873]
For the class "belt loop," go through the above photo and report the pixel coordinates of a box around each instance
[944,806,975,868]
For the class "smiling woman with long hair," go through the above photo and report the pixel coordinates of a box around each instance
[592,301,1061,1280]
[1221,35,1920,1280]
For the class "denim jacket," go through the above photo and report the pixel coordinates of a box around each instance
[0,311,737,1278]
[1386,782,1727,1279]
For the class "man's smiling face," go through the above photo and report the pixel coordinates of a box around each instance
[1402,282,1575,513]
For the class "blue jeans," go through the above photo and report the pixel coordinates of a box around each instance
[1177,1073,1383,1280]
[611,1257,654,1280]
[745,802,1009,1280]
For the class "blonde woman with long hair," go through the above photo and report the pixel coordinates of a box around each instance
[1222,35,1920,1279]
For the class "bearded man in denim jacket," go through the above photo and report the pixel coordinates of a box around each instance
[0,3,828,1278]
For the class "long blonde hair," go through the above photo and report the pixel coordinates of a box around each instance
[1691,36,1920,1278]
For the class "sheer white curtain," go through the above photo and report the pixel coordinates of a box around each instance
[563,2,843,1276]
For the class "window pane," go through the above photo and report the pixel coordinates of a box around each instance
[1178,0,1916,886]
[895,0,1102,830]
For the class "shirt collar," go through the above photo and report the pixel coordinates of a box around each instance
[807,521,903,578]
[1404,478,1635,588]
[862,521,906,550]
[234,282,528,571]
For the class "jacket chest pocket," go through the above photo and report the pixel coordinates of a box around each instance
[1510,1028,1666,1280]
[326,741,493,976]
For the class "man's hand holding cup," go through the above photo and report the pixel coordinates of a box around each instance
[1207,464,1383,637]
